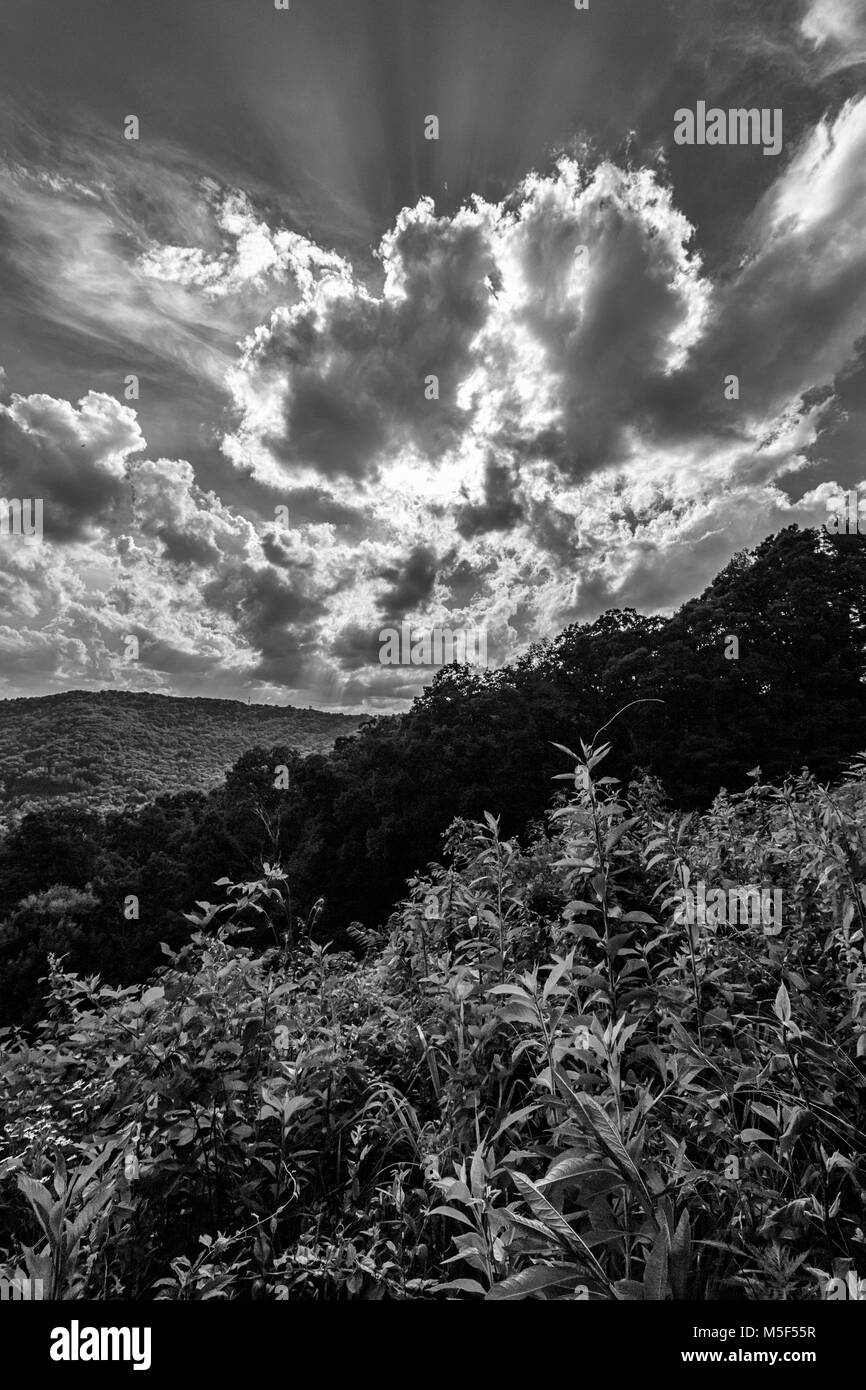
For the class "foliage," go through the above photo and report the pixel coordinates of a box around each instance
[1,525,865,1027]
[1,724,864,1300]
[0,689,363,828]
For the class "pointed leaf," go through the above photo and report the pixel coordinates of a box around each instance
[643,1227,670,1300]
[487,1265,583,1300]
[669,1209,691,1300]
[773,982,791,1024]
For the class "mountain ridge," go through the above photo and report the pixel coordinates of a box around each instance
[0,689,366,823]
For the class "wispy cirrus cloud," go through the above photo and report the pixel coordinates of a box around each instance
[800,0,866,67]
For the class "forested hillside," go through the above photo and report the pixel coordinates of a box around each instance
[0,525,863,1031]
[0,691,364,825]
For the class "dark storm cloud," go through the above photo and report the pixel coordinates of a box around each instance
[136,638,222,676]
[455,456,524,537]
[260,532,296,568]
[330,624,384,672]
[443,557,493,607]
[204,564,327,633]
[249,210,494,481]
[202,563,328,687]
[785,338,866,494]
[376,545,439,623]
[0,392,141,541]
[156,526,221,567]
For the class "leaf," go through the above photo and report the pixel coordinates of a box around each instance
[750,1102,779,1127]
[773,982,791,1024]
[281,1095,314,1125]
[605,818,639,852]
[564,923,601,943]
[487,1265,583,1300]
[436,1278,487,1297]
[68,1185,116,1244]
[779,1107,813,1154]
[17,1176,54,1241]
[17,1174,52,1219]
[488,984,533,1000]
[491,1103,546,1143]
[643,1227,670,1301]
[613,1279,645,1300]
[560,1086,652,1208]
[542,957,573,1001]
[21,1245,53,1291]
[510,1171,581,1252]
[469,1144,487,1200]
[539,1153,601,1187]
[635,1043,667,1084]
[498,1003,540,1027]
[508,1173,612,1295]
[669,1209,691,1300]
[506,1209,566,1244]
[53,1153,68,1198]
[427,1206,478,1230]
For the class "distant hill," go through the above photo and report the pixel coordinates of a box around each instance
[0,690,365,824]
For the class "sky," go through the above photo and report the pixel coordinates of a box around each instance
[0,0,865,708]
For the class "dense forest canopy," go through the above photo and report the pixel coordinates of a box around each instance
[0,690,364,827]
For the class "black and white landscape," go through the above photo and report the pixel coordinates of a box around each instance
[0,0,864,1331]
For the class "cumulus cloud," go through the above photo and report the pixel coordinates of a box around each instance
[138,189,352,303]
[224,161,709,489]
[0,392,143,540]
[0,627,91,687]
[2,88,865,708]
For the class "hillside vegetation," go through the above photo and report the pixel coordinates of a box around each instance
[1,732,863,1300]
[0,525,864,1031]
[0,691,364,824]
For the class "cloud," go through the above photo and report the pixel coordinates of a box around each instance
[2,83,866,708]
[0,391,143,540]
[800,0,866,66]
[225,161,709,489]
[376,545,440,622]
[708,96,866,403]
[0,627,91,687]
[455,455,525,537]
